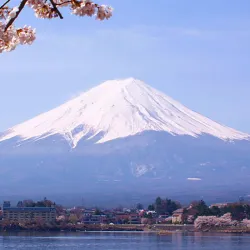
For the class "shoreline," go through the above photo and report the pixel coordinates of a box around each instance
[1,222,250,234]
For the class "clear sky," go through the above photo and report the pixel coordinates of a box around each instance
[0,0,250,133]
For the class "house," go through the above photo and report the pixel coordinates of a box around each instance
[157,214,170,224]
[172,209,184,224]
[129,213,141,224]
[103,211,116,223]
[146,211,157,218]
[3,202,56,223]
[82,214,107,224]
[83,209,95,217]
[115,212,130,224]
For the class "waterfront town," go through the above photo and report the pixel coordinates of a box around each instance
[0,197,250,233]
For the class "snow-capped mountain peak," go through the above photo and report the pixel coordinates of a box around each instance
[1,78,249,147]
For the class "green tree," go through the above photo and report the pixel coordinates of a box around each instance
[68,214,78,224]
[148,204,155,211]
[165,198,180,215]
[210,206,221,216]
[23,199,35,207]
[94,208,102,215]
[136,203,144,210]
[154,197,181,215]
[155,197,164,215]
[193,200,211,217]
[221,203,246,220]
[144,212,153,219]
[244,204,250,219]
[156,197,162,206]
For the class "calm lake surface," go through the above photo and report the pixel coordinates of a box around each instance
[0,231,250,249]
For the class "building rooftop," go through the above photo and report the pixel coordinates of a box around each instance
[3,207,56,212]
[172,208,184,214]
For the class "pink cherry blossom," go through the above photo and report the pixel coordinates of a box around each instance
[0,7,9,20]
[0,0,113,53]
[17,26,36,45]
[72,2,96,17]
[34,4,58,19]
[96,5,113,20]
[0,21,18,52]
[242,219,250,227]
[0,21,36,53]
[194,213,238,231]
[53,0,71,7]
[8,7,19,19]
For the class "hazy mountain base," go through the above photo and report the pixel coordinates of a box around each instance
[0,131,250,207]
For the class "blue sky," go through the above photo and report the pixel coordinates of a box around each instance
[1,0,250,133]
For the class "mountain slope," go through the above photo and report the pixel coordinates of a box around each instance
[0,78,250,204]
[0,78,249,148]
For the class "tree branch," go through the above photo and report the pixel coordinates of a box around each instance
[49,0,63,19]
[4,0,28,31]
[0,0,11,9]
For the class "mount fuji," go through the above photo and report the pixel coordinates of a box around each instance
[1,78,250,205]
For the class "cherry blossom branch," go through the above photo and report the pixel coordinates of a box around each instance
[55,0,71,6]
[49,0,63,19]
[4,0,28,31]
[0,0,11,9]
[1,0,113,53]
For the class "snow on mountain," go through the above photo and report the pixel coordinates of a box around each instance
[0,77,249,147]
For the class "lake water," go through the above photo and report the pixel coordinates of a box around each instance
[0,232,250,249]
